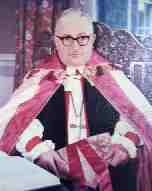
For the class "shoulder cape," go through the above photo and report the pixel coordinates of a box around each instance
[0,51,152,191]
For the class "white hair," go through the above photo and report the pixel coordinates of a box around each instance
[54,8,93,34]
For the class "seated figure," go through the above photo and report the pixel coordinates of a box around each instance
[0,8,152,191]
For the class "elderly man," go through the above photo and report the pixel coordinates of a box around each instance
[0,8,152,191]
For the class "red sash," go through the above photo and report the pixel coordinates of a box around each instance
[58,134,112,191]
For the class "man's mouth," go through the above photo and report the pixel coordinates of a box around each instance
[70,53,80,57]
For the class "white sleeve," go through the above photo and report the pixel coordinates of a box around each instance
[16,119,55,161]
[114,117,143,145]
[114,117,138,135]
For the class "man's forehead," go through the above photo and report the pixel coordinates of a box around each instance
[55,15,93,36]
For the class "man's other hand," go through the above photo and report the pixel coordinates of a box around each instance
[35,149,68,178]
[106,144,129,167]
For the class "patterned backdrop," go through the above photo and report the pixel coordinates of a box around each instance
[15,0,53,88]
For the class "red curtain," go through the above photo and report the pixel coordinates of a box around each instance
[15,0,54,88]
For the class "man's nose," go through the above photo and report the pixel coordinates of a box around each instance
[71,39,80,49]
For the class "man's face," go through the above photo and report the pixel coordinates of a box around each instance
[54,15,95,67]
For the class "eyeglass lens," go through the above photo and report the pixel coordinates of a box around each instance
[57,35,90,46]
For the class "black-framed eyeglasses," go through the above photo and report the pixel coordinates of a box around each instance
[56,35,91,46]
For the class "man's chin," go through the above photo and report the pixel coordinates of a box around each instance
[68,59,87,67]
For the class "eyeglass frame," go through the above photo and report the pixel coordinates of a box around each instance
[55,34,93,47]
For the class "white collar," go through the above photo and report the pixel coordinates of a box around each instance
[66,66,85,76]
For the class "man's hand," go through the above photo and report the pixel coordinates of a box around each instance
[88,134,129,167]
[106,144,129,167]
[35,149,68,178]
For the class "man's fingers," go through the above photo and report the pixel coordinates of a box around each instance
[54,152,67,165]
[47,151,68,176]
[48,158,59,176]
[36,151,61,176]
[54,152,69,177]
[109,149,129,167]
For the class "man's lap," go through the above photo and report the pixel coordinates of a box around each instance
[31,185,95,191]
[32,160,137,191]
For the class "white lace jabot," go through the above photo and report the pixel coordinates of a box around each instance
[63,66,84,92]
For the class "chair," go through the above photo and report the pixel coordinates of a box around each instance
[93,22,152,104]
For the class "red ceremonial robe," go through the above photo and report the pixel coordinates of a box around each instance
[0,51,152,191]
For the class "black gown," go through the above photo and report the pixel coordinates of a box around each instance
[37,79,137,191]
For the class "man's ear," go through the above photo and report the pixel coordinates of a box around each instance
[53,36,59,48]
[92,33,96,44]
